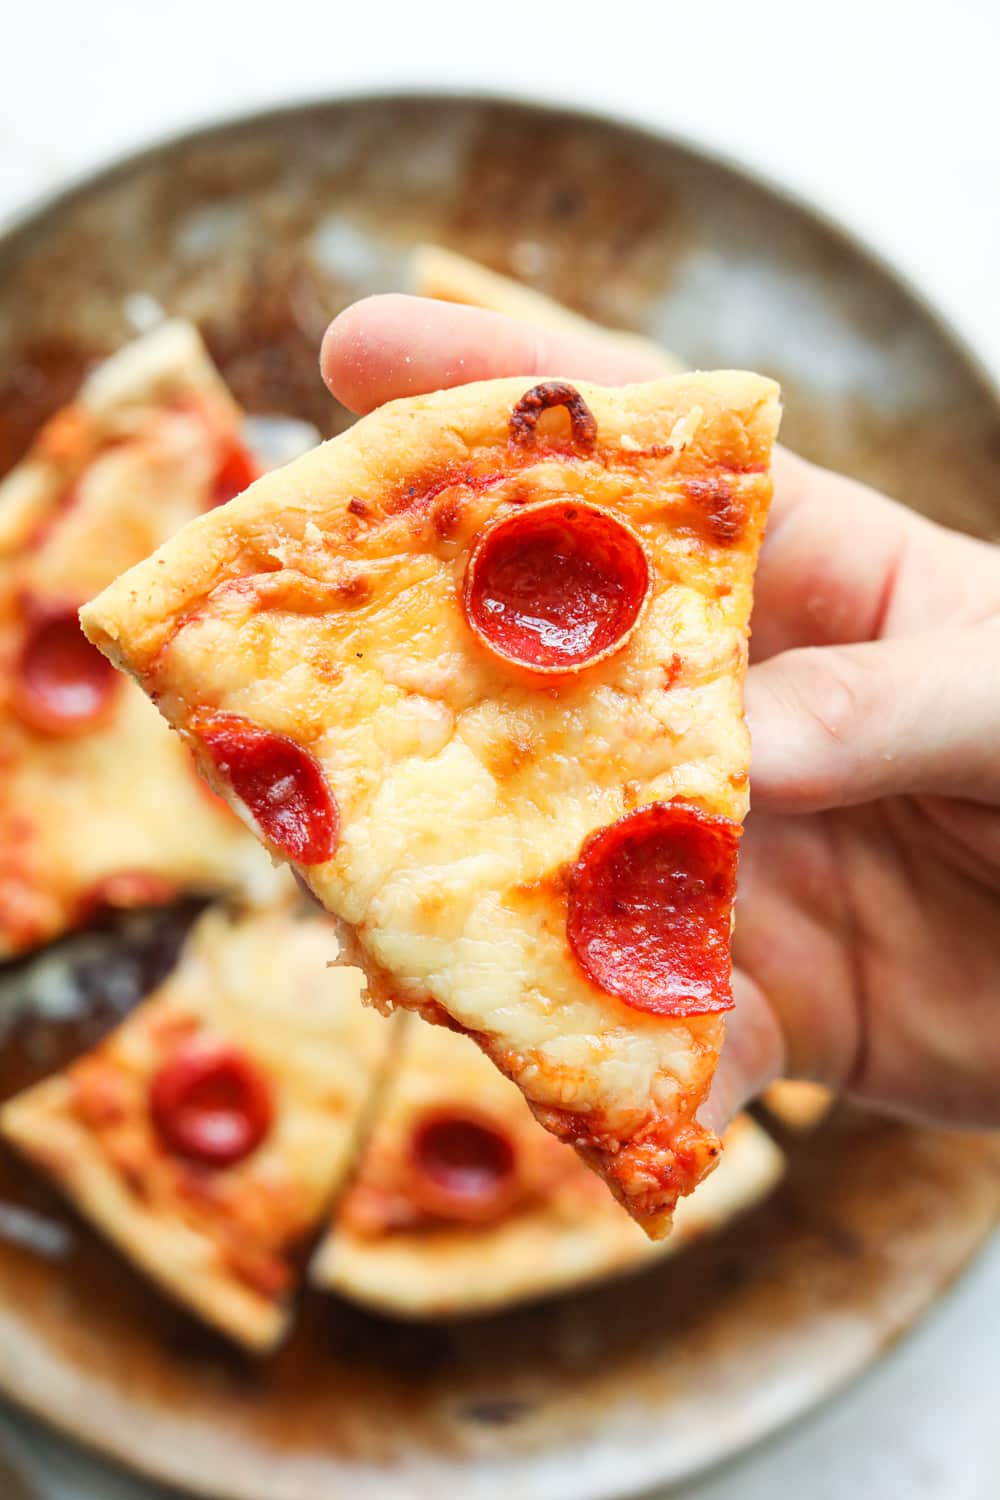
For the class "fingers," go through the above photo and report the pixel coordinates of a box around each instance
[747,623,1000,811]
[752,450,1000,660]
[321,295,671,413]
[699,970,787,1134]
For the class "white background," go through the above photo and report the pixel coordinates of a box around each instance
[1,3,998,1497]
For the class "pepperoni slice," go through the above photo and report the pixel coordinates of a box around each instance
[567,802,740,1017]
[463,501,649,673]
[150,1037,273,1167]
[211,439,259,508]
[191,711,338,865]
[12,607,118,736]
[409,1108,519,1222]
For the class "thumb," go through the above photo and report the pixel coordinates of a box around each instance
[747,623,1000,812]
[321,295,671,413]
[699,971,787,1134]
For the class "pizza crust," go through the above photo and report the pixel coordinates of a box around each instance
[0,906,396,1351]
[82,370,780,1237]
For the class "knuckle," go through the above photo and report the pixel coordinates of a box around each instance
[793,647,873,749]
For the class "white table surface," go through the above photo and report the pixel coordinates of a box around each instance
[1,4,998,1497]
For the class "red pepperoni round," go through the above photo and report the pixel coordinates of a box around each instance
[463,501,649,673]
[409,1108,519,1222]
[12,607,118,737]
[567,802,740,1017]
[211,439,259,508]
[150,1037,273,1167]
[192,711,338,865]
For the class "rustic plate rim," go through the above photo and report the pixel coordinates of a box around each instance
[0,86,996,412]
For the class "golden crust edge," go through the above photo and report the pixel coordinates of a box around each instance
[80,369,781,672]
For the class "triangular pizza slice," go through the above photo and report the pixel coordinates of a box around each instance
[0,320,289,958]
[82,371,781,1236]
[0,905,395,1350]
[311,1016,783,1318]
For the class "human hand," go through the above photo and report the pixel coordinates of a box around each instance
[321,294,1000,1132]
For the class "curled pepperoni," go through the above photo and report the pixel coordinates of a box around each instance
[12,606,118,737]
[211,439,259,508]
[150,1037,273,1167]
[509,381,597,452]
[409,1108,519,1222]
[191,711,338,865]
[567,802,740,1017]
[463,500,649,673]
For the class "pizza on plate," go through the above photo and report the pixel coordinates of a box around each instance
[81,369,781,1237]
[0,320,291,958]
[312,1016,783,1318]
[0,905,395,1350]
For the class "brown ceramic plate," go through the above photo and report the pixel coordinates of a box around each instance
[1,93,999,1500]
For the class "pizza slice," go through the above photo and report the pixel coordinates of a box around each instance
[411,243,680,371]
[0,321,290,957]
[311,1016,783,1318]
[81,370,781,1236]
[0,905,395,1351]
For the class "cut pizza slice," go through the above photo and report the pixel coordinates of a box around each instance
[82,370,781,1236]
[411,243,679,371]
[0,320,290,958]
[311,1016,783,1318]
[0,905,395,1351]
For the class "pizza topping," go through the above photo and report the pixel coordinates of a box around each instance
[191,711,338,864]
[683,475,746,546]
[567,802,740,1017]
[211,438,259,507]
[12,607,118,736]
[409,1108,519,1222]
[509,380,597,452]
[150,1037,273,1167]
[463,500,649,672]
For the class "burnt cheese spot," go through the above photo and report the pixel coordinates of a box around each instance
[684,476,746,546]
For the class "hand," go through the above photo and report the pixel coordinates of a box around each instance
[321,295,1000,1132]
